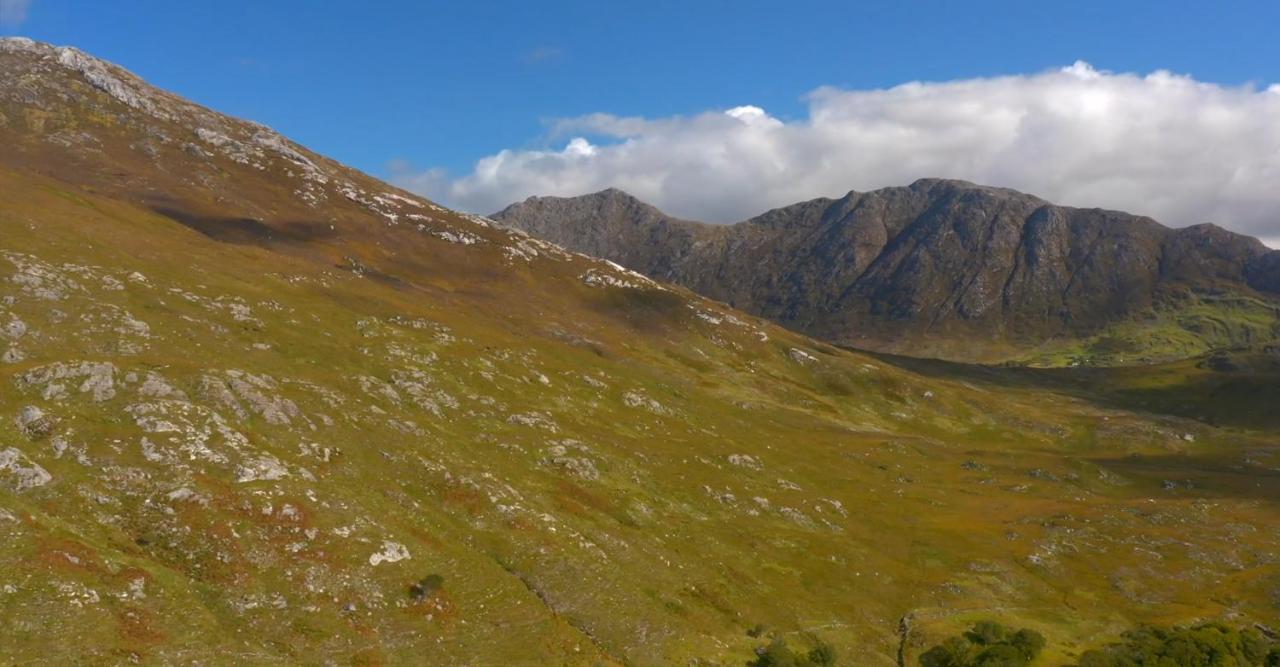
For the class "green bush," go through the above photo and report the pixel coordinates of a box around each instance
[1074,622,1278,667]
[919,621,1044,667]
[749,637,837,667]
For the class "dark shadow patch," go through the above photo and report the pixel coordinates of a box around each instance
[585,287,688,334]
[149,205,339,246]
[1094,453,1280,502]
[860,348,1280,431]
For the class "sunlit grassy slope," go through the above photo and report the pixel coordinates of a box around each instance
[1017,293,1280,368]
[2,167,1278,665]
[0,39,1276,665]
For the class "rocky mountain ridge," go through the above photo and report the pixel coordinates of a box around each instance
[494,183,1280,364]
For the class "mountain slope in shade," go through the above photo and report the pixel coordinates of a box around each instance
[493,184,1280,364]
[1,38,1279,665]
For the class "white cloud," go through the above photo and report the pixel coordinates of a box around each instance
[0,0,30,26]
[394,62,1280,246]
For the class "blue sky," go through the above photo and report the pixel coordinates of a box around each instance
[6,1,1278,175]
[5,1,1280,243]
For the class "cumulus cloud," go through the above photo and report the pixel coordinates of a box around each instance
[393,62,1280,247]
[0,0,31,26]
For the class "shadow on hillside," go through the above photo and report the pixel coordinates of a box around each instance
[860,349,1280,432]
[149,204,339,246]
[586,287,688,334]
[1093,453,1280,502]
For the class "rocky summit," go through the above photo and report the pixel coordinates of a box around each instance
[0,38,1278,665]
[493,184,1280,365]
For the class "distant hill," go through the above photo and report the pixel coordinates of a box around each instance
[494,183,1280,364]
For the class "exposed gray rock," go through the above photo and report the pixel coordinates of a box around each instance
[224,371,300,426]
[545,455,599,480]
[0,447,52,491]
[4,253,83,300]
[235,455,289,483]
[15,361,116,401]
[622,390,670,415]
[197,374,248,420]
[788,348,818,365]
[2,316,26,339]
[126,400,247,465]
[368,541,410,566]
[15,405,53,439]
[542,442,600,480]
[507,411,558,431]
[136,372,187,400]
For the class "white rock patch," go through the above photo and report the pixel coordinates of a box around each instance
[0,448,52,491]
[368,541,411,566]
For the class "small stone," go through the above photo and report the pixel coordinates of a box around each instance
[16,405,53,439]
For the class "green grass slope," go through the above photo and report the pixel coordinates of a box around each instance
[1,168,1277,665]
[0,39,1276,665]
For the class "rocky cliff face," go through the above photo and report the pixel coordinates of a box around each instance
[494,182,1280,363]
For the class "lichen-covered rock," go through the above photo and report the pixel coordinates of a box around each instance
[788,348,818,365]
[224,370,301,426]
[622,391,670,416]
[135,371,187,400]
[2,315,26,339]
[507,411,558,431]
[368,541,411,566]
[391,368,457,417]
[542,443,600,480]
[4,252,84,300]
[15,405,54,439]
[15,361,117,401]
[235,454,289,483]
[0,447,52,490]
[196,374,247,420]
[727,453,763,470]
[125,400,248,465]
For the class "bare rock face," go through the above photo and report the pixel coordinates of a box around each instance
[493,182,1280,361]
[0,447,52,490]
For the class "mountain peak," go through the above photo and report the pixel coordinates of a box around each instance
[1,35,202,125]
[496,181,1280,363]
[904,177,1047,202]
[908,177,981,189]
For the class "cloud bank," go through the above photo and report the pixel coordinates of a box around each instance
[393,62,1280,247]
[0,0,30,26]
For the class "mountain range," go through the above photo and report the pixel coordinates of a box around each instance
[493,185,1280,364]
[1,37,1278,665]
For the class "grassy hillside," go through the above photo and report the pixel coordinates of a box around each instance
[1018,291,1280,367]
[0,39,1276,665]
[1,167,1277,665]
